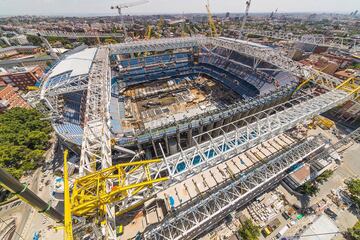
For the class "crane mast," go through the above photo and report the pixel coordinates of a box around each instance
[239,0,252,39]
[38,33,59,60]
[111,0,149,42]
[205,0,218,37]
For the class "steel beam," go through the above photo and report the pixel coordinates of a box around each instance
[208,37,343,89]
[26,30,124,39]
[41,75,89,97]
[80,47,112,175]
[144,135,327,240]
[241,29,359,52]
[115,88,350,214]
[110,37,205,55]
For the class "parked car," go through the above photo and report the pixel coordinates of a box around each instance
[324,208,337,219]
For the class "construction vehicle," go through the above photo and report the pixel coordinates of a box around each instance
[316,116,335,129]
[308,115,335,130]
[27,86,40,91]
[111,0,149,42]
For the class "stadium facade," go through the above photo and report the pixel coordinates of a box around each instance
[41,37,298,162]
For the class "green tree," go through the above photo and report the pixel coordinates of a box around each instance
[238,219,261,240]
[346,179,360,208]
[0,144,30,179]
[297,182,319,196]
[26,149,46,163]
[26,35,42,46]
[25,131,50,150]
[0,108,51,180]
[348,220,360,240]
[316,170,333,184]
[104,38,118,44]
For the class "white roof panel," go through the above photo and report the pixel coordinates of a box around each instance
[48,48,97,78]
[219,37,269,49]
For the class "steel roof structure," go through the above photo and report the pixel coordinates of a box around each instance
[38,36,359,240]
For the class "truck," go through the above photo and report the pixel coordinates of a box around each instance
[276,225,289,239]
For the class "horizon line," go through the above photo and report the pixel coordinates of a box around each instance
[0,11,357,18]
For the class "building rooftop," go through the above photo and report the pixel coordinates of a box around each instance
[0,66,39,75]
[288,164,311,184]
[48,47,97,79]
[0,45,38,54]
[300,215,339,240]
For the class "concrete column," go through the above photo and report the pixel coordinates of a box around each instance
[176,129,181,148]
[145,148,153,159]
[212,119,224,137]
[168,137,178,155]
[151,139,159,158]
[187,127,193,148]
[203,122,214,141]
[197,125,204,143]
[164,135,170,156]
[223,115,234,132]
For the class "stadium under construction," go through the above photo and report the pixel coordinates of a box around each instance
[34,36,360,239]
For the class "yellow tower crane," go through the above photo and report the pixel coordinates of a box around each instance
[70,158,168,217]
[292,64,333,96]
[157,16,164,38]
[146,25,153,40]
[63,150,74,240]
[205,0,218,37]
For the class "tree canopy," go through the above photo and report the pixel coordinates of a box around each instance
[348,220,360,240]
[297,182,319,196]
[316,170,333,184]
[0,108,51,179]
[346,179,360,208]
[238,219,261,240]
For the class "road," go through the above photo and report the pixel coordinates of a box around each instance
[0,140,63,240]
[12,168,41,240]
[282,142,360,238]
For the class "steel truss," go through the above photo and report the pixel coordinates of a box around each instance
[110,37,205,55]
[241,29,359,52]
[26,30,124,39]
[71,159,169,217]
[136,85,295,144]
[40,75,89,98]
[144,135,327,240]
[80,47,112,175]
[78,47,117,239]
[207,37,343,89]
[110,37,343,90]
[113,89,350,215]
[24,29,360,52]
[158,89,349,182]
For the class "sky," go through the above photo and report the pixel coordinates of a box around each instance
[0,0,359,16]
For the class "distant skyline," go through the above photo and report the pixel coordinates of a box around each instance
[0,0,359,16]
